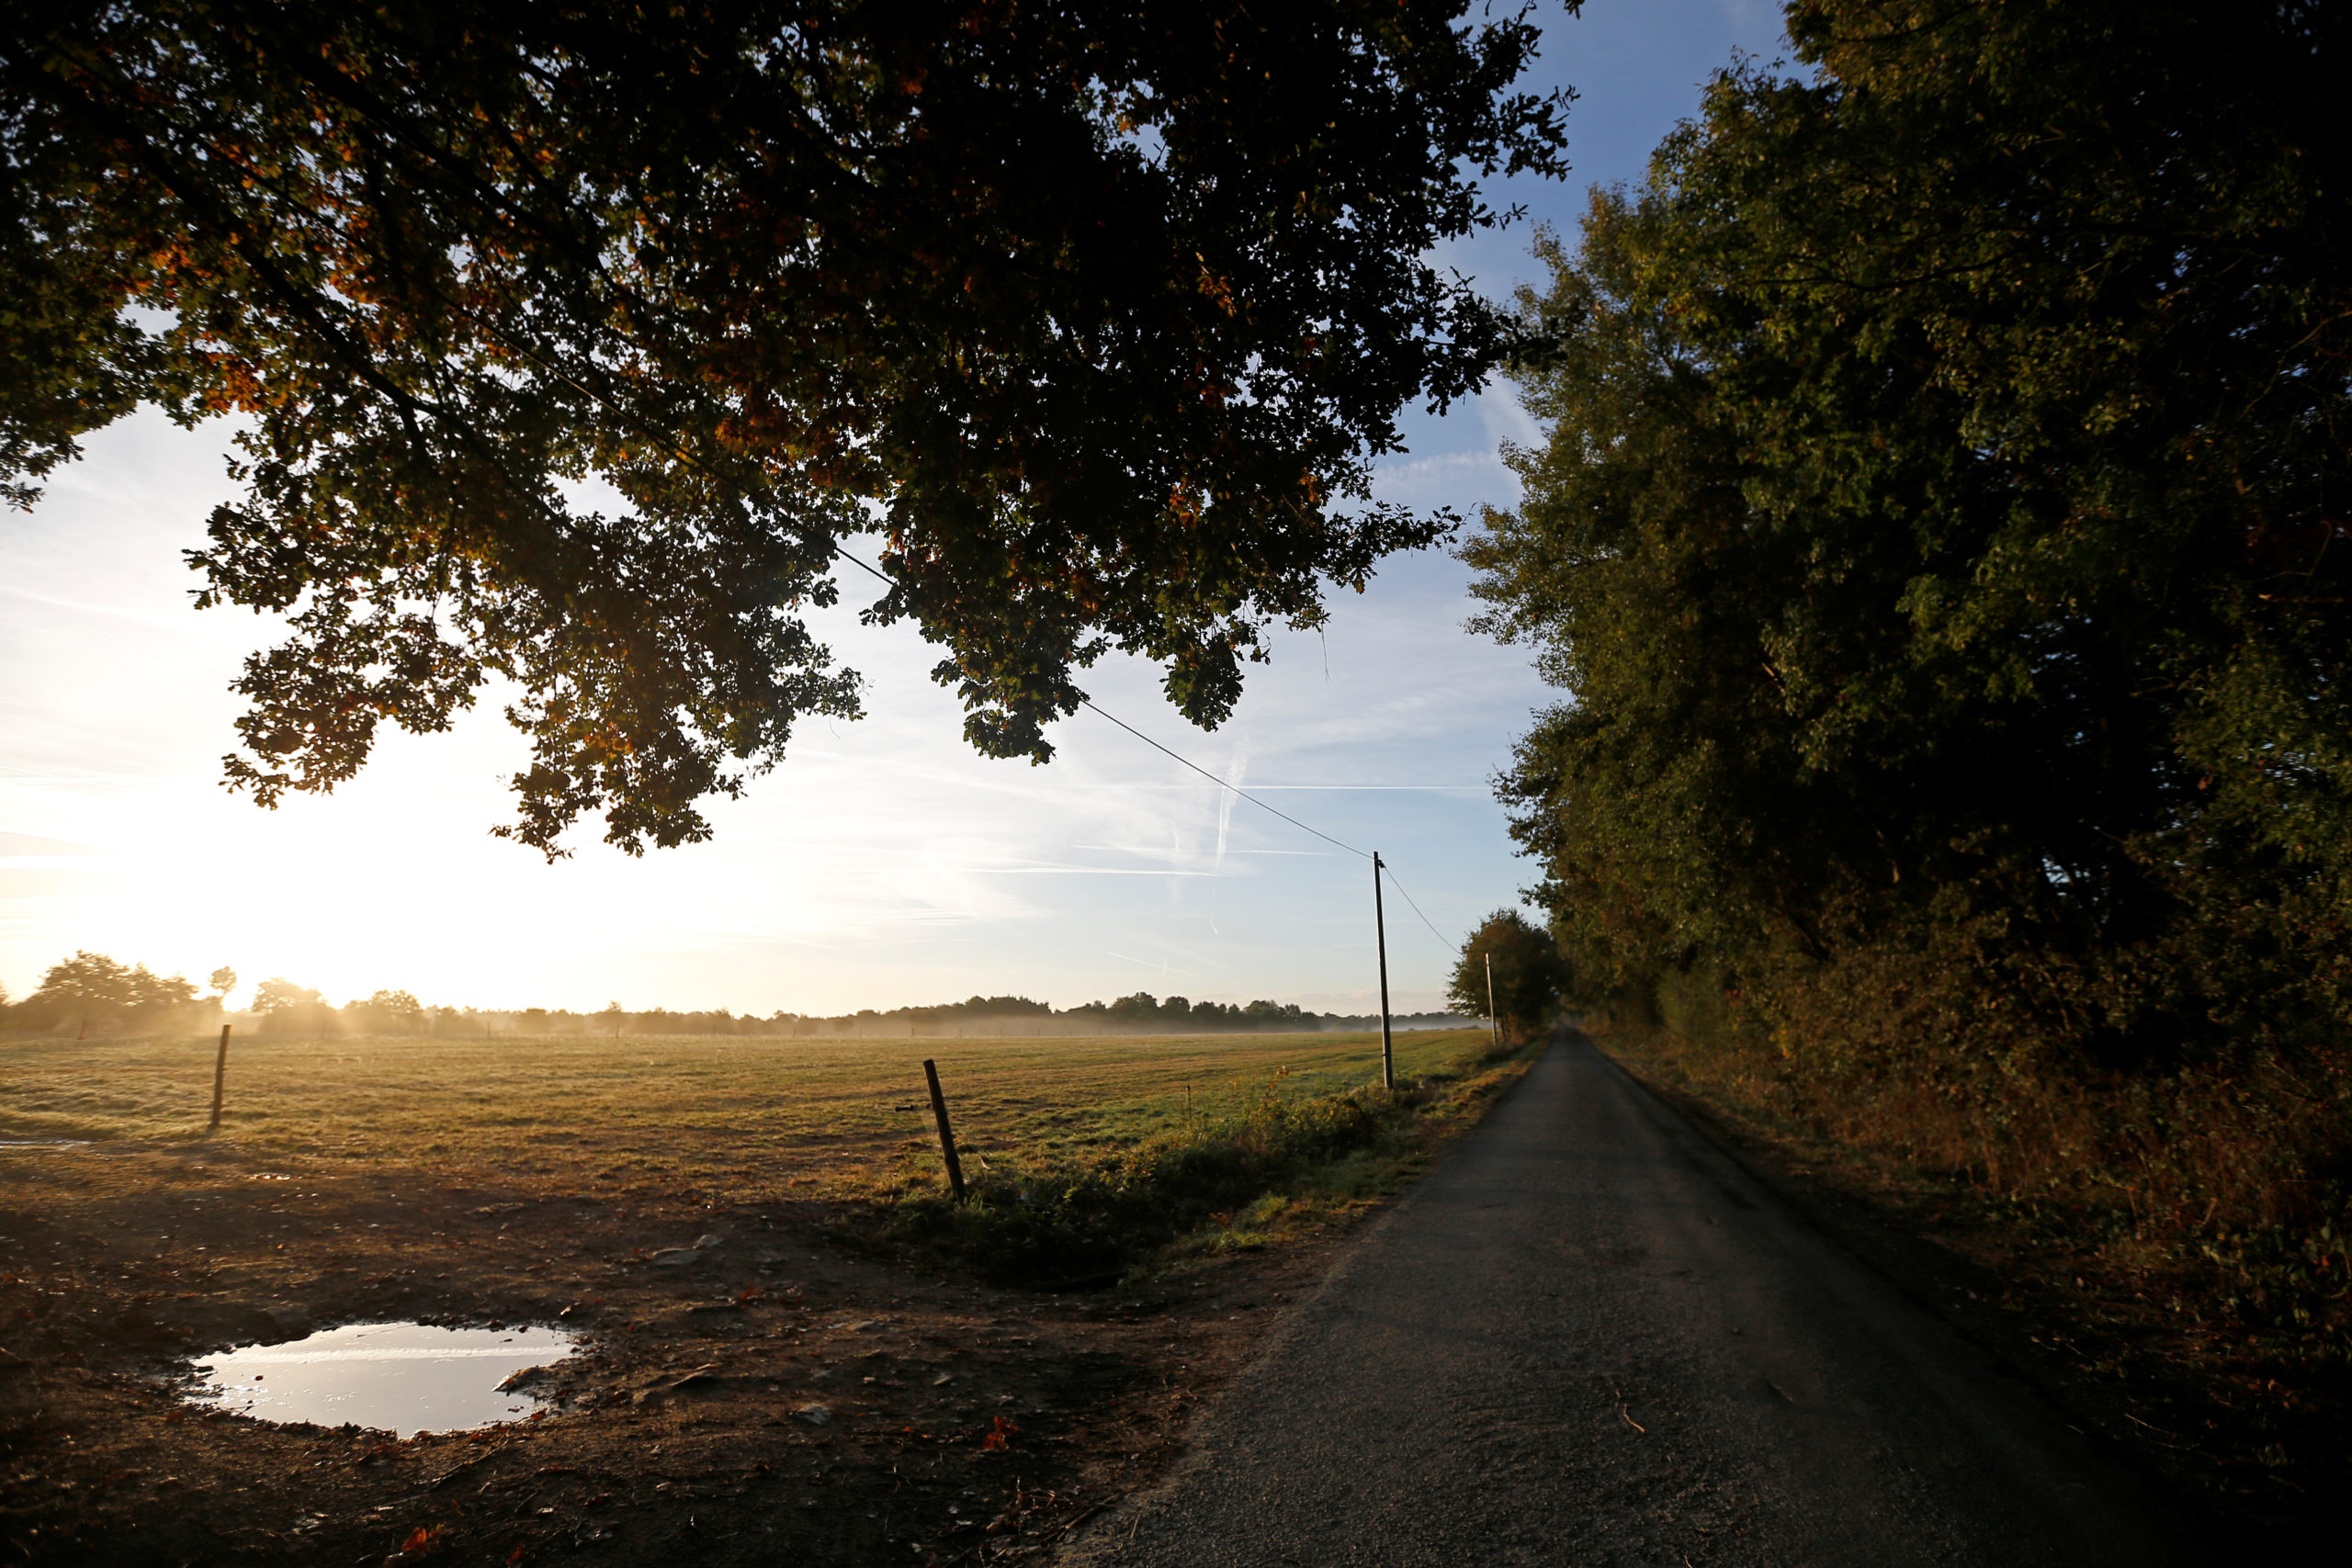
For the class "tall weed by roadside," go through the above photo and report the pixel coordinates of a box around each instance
[1628,954,2352,1368]
[891,1043,1530,1286]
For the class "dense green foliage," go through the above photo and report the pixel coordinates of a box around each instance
[1445,908,1564,1043]
[1466,0,2351,1412]
[0,0,1566,854]
[1472,0,2349,1070]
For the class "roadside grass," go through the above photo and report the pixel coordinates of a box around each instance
[888,1038,1536,1285]
[0,1028,1521,1275]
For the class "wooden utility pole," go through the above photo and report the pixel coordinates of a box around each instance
[1374,852,1394,1091]
[1486,952,1499,1051]
[209,1024,231,1132]
[922,1058,967,1201]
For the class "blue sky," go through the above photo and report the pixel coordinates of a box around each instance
[0,2,1790,1016]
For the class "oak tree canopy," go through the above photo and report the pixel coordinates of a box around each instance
[2,1,1569,852]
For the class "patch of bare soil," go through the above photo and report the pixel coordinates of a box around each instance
[0,1140,1340,1566]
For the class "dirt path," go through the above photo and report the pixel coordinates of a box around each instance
[1060,1036,2213,1568]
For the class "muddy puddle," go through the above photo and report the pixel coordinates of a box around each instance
[186,1321,580,1437]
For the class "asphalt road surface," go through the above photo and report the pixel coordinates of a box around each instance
[1061,1035,2210,1567]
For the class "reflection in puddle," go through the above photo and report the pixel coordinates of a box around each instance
[187,1322,580,1437]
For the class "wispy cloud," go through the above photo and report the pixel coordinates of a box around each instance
[1213,739,1247,874]
[1370,448,1517,510]
[970,864,1216,877]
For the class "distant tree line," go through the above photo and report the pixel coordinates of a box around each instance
[1068,993,1306,1029]
[1,960,1458,1040]
[763,993,1459,1037]
[0,951,224,1038]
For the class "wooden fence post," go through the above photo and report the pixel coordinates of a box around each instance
[922,1058,967,1201]
[209,1024,232,1132]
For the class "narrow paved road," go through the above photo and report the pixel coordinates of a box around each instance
[1062,1036,2208,1567]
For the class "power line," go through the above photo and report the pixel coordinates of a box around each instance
[413,335,1386,875]
[831,545,1380,859]
[1075,700,1370,861]
[390,328,1438,926]
[1379,863,1458,952]
[830,542,901,592]
[832,544,1479,953]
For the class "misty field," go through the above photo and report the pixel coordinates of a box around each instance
[0,1028,1524,1568]
[0,1028,1492,1197]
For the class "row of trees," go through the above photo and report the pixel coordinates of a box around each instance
[1,953,229,1037]
[1453,0,2352,1405]
[0,953,433,1039]
[1468,0,2347,1071]
[2,959,1480,1040]
[797,994,1463,1037]
[1069,993,1306,1030]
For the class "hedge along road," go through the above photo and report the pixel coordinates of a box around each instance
[1059,1033,2209,1568]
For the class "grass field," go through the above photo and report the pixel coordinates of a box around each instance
[0,1024,1522,1566]
[0,1027,1496,1201]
